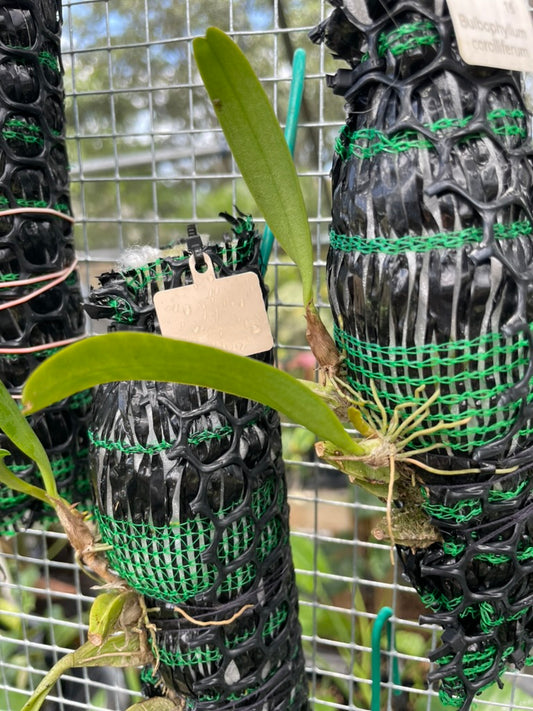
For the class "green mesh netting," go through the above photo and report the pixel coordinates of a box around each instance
[334,323,533,454]
[330,219,532,255]
[93,473,285,605]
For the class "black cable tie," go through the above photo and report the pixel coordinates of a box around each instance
[186,224,205,270]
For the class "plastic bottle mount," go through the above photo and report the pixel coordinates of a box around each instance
[86,220,309,710]
[0,0,89,533]
[313,1,533,708]
[313,0,533,461]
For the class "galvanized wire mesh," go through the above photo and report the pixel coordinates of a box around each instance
[1,1,533,710]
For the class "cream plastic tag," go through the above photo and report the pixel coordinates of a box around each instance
[447,0,533,72]
[153,253,274,356]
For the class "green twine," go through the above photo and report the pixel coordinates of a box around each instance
[107,297,135,325]
[0,195,70,214]
[423,498,482,524]
[335,108,526,161]
[38,51,59,73]
[158,604,289,670]
[2,118,44,148]
[94,509,217,603]
[420,590,462,612]
[118,238,256,295]
[88,415,263,456]
[474,553,510,565]
[89,425,234,455]
[68,390,92,410]
[123,260,174,292]
[231,214,254,234]
[462,647,498,680]
[360,20,440,62]
[158,646,223,669]
[377,20,440,57]
[329,219,532,255]
[0,507,29,535]
[0,273,19,283]
[421,489,482,524]
[93,476,281,603]
[517,546,533,563]
[438,646,512,705]
[488,478,529,503]
[0,490,27,510]
[139,667,159,685]
[335,127,434,161]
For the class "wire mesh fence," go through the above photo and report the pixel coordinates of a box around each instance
[2,0,533,710]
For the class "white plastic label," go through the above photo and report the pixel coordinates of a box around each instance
[447,0,533,72]
[154,253,274,356]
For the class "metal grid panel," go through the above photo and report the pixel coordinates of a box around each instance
[1,1,533,710]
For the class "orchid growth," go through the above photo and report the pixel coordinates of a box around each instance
[0,27,479,711]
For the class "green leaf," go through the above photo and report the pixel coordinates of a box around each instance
[193,27,314,305]
[0,380,57,499]
[73,632,149,668]
[0,459,50,506]
[21,634,151,711]
[22,333,362,455]
[88,590,137,646]
[0,598,22,634]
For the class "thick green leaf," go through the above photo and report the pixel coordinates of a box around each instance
[0,597,22,634]
[0,380,57,498]
[22,333,362,455]
[0,458,49,505]
[21,634,151,711]
[193,28,314,305]
[73,632,149,668]
[88,590,137,646]
[21,649,75,711]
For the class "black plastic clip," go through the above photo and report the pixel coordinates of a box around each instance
[186,224,205,271]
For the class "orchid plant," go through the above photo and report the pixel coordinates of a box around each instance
[0,27,471,711]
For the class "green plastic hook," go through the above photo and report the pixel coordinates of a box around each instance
[371,606,401,711]
[260,47,306,273]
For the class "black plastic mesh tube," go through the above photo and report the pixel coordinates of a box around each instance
[313,0,533,460]
[312,1,533,707]
[0,0,89,534]
[86,216,309,711]
[397,454,533,708]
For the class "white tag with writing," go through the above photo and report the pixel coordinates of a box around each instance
[154,253,274,356]
[447,0,533,72]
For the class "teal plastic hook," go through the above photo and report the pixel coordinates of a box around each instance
[371,606,401,711]
[259,47,306,274]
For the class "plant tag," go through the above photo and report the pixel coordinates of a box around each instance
[154,254,274,356]
[447,0,533,72]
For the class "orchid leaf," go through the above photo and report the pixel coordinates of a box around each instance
[21,633,150,711]
[73,631,150,668]
[0,456,49,505]
[193,27,314,306]
[0,597,23,634]
[88,590,138,646]
[22,333,362,455]
[0,380,57,498]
